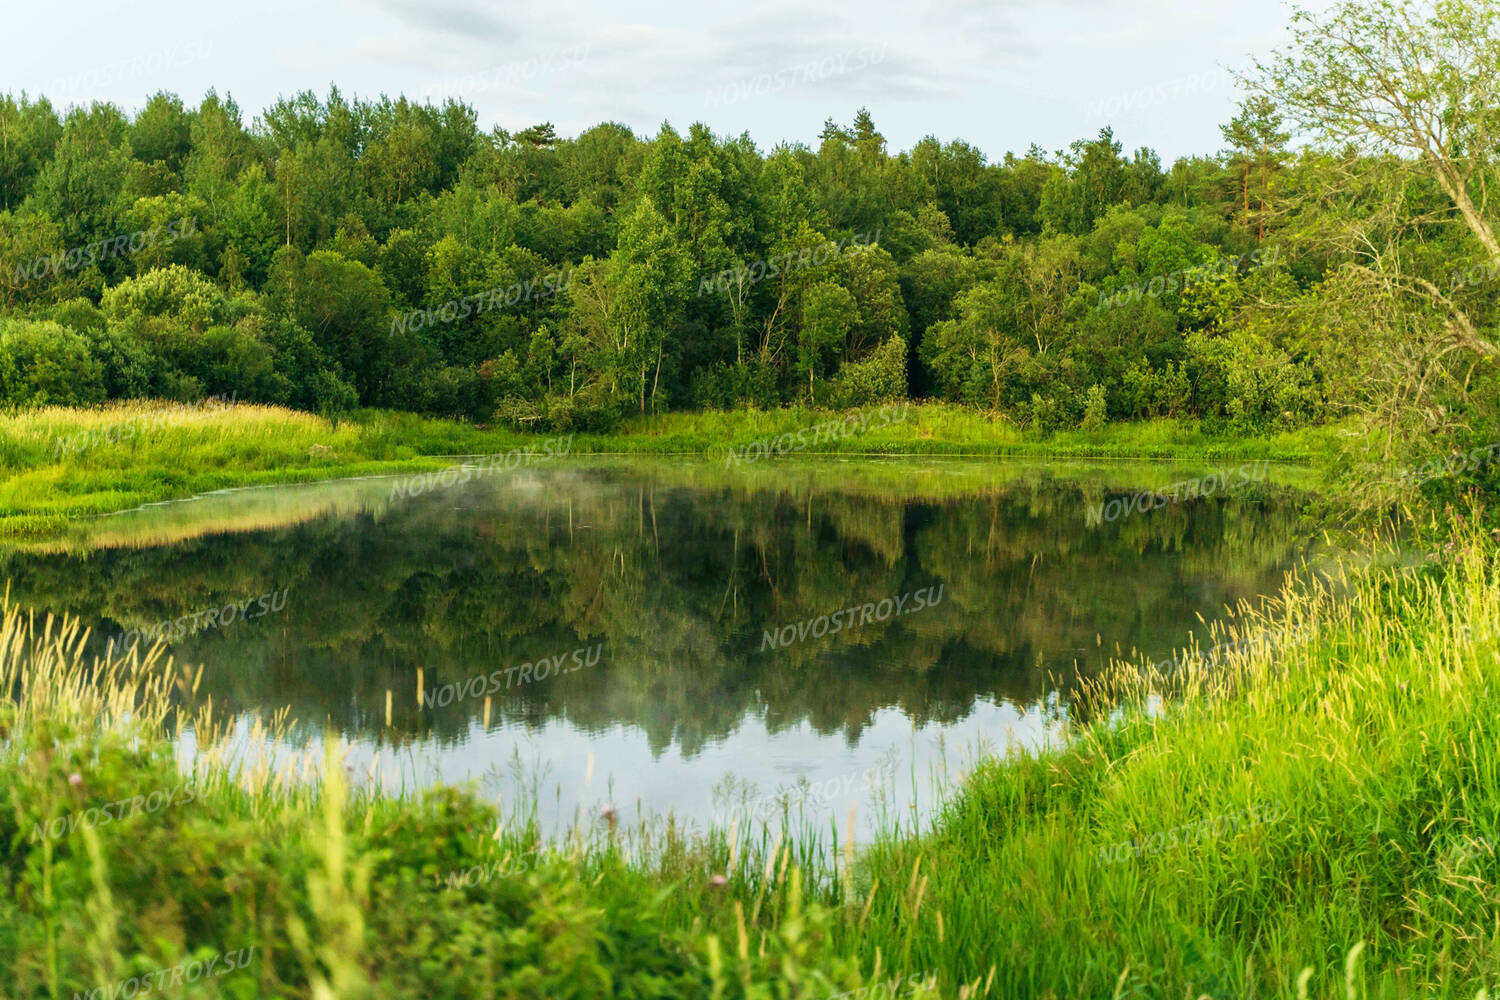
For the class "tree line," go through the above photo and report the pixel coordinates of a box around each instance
[0,0,1496,461]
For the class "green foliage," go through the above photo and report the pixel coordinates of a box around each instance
[270,248,392,402]
[0,209,81,308]
[1080,383,1108,429]
[798,281,854,400]
[829,335,908,407]
[691,360,780,411]
[102,263,228,331]
[0,318,105,406]
[0,66,1481,450]
[23,104,139,254]
[538,381,626,432]
[0,95,63,212]
[1185,329,1321,430]
[1122,357,1192,418]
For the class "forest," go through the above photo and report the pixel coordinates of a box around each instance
[1,70,1492,459]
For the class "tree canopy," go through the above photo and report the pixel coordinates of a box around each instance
[1,2,1497,482]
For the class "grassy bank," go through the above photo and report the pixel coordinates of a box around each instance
[839,527,1500,997]
[9,451,1327,556]
[2,518,1497,996]
[0,400,1340,540]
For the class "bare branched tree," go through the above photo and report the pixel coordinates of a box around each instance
[1254,0,1500,492]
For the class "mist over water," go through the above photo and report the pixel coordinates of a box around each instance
[3,458,1324,838]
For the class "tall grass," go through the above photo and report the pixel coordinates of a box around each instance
[608,404,1336,462]
[821,521,1500,998]
[0,402,438,538]
[0,595,926,998]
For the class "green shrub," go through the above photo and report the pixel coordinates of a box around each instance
[0,318,106,407]
[692,360,780,411]
[101,264,229,332]
[541,384,624,433]
[1185,329,1320,430]
[829,335,908,408]
[1080,383,1108,429]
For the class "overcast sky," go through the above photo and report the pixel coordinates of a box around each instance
[3,0,1320,162]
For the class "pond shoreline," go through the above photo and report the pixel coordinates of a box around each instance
[0,401,1338,543]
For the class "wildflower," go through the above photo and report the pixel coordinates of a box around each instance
[68,773,83,788]
[709,874,728,888]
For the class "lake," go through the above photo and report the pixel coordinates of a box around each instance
[1,456,1325,840]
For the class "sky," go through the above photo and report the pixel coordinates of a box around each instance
[2,0,1320,162]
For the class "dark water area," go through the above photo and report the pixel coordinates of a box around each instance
[1,457,1326,838]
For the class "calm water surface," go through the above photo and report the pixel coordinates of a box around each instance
[3,457,1324,839]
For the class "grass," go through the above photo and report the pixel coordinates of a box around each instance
[610,405,1339,463]
[0,400,1342,543]
[834,521,1500,997]
[10,451,1326,555]
[0,404,450,540]
[0,601,889,999]
[2,499,1498,996]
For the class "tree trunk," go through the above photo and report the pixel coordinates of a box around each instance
[650,343,663,413]
[1256,159,1268,242]
[1435,163,1500,271]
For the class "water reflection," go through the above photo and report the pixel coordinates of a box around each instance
[1,458,1321,837]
